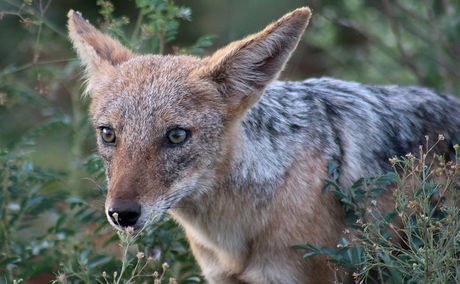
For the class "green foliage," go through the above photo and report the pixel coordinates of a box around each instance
[308,0,460,96]
[0,131,202,283]
[131,0,191,54]
[0,0,209,282]
[296,138,460,283]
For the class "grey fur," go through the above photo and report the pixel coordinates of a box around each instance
[237,77,460,188]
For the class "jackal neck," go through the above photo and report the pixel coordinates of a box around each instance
[225,122,294,201]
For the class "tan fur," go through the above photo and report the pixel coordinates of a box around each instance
[170,146,347,283]
[68,7,356,283]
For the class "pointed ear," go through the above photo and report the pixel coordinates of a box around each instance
[195,7,311,113]
[67,10,134,93]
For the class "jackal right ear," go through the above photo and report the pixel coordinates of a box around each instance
[67,10,133,93]
[195,8,311,116]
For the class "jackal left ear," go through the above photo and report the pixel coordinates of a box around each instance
[67,10,134,94]
[196,8,311,113]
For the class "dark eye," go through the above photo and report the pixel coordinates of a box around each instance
[101,127,116,144]
[167,128,188,145]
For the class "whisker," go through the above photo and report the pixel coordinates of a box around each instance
[81,177,106,193]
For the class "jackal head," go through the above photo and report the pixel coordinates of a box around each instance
[68,8,311,230]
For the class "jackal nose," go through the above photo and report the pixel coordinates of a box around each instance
[108,200,141,227]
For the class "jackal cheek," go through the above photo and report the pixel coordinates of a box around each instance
[167,169,211,203]
[162,153,199,187]
[138,200,169,224]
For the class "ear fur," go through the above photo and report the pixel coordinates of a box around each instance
[195,7,312,113]
[67,10,134,94]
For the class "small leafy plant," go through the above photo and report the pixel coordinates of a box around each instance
[295,135,460,283]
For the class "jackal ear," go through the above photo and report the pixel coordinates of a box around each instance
[67,10,133,93]
[196,7,311,113]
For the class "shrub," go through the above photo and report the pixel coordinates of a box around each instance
[0,0,210,282]
[308,0,460,96]
[295,136,460,283]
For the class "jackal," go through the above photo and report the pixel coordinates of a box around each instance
[68,7,460,283]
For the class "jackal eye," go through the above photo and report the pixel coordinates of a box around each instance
[100,127,116,144]
[167,128,188,145]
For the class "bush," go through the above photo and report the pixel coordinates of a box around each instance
[308,0,460,96]
[0,0,208,283]
[295,137,460,283]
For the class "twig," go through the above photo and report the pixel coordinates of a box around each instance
[0,58,76,78]
[130,9,145,44]
[0,11,25,20]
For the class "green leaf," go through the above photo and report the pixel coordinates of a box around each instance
[320,246,338,256]
[88,255,111,268]
[303,251,320,258]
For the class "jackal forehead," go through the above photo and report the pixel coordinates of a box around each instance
[117,54,203,89]
[90,56,226,151]
[90,55,218,122]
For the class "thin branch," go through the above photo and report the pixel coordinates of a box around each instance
[393,1,460,65]
[332,15,460,86]
[130,9,145,44]
[334,17,409,71]
[394,0,430,25]
[0,58,76,78]
[0,11,25,20]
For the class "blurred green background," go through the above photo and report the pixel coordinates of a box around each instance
[1,0,459,177]
[0,0,459,283]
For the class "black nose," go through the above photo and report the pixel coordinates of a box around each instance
[108,200,141,227]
